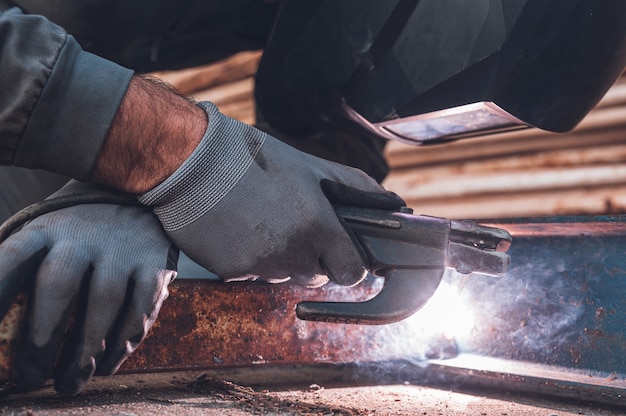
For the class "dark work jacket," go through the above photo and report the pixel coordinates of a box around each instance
[0,1,277,179]
[0,7,133,179]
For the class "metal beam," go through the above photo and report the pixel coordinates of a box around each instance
[1,217,625,405]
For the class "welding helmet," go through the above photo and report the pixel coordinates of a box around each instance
[256,0,626,145]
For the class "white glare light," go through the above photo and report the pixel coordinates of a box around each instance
[409,279,475,341]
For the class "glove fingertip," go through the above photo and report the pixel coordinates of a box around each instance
[321,256,368,287]
[54,363,93,396]
[12,360,49,392]
[386,190,407,207]
[320,179,405,210]
[94,344,134,377]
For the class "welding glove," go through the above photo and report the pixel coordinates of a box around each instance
[0,180,178,395]
[139,101,404,288]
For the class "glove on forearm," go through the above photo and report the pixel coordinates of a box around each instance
[0,180,177,395]
[140,102,404,287]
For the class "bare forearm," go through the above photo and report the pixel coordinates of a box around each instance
[92,75,207,193]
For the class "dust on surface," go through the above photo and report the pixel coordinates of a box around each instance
[0,370,624,416]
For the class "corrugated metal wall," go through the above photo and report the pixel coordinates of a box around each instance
[384,76,626,219]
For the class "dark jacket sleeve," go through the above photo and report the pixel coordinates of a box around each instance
[0,7,133,180]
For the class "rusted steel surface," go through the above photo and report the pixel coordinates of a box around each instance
[0,293,26,381]
[482,215,626,237]
[1,216,626,406]
[121,279,392,372]
[0,277,422,378]
[123,216,626,379]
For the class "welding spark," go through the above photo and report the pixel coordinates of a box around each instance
[363,271,477,363]
[409,272,476,342]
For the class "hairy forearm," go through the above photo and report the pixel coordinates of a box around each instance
[91,75,207,193]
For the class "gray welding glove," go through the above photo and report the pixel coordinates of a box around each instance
[0,180,178,395]
[139,102,404,288]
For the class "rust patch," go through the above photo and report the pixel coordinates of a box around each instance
[481,220,626,237]
[0,292,26,381]
[120,279,383,372]
[0,278,388,380]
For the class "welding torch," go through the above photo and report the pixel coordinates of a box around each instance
[296,205,512,325]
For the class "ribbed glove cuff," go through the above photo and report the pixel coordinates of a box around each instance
[138,102,265,231]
